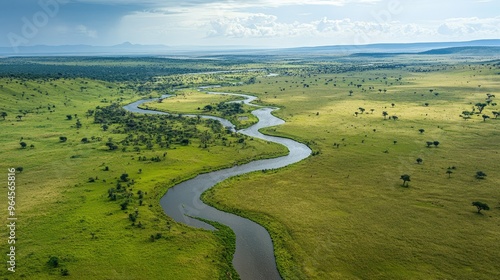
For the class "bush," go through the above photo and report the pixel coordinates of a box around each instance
[47,256,59,268]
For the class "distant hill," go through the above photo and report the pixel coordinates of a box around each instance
[281,39,500,54]
[419,46,500,55]
[0,42,169,56]
[1,39,499,56]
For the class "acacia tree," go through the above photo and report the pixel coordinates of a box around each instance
[446,169,453,178]
[475,171,487,179]
[400,174,411,187]
[418,129,425,134]
[382,111,388,120]
[416,158,423,164]
[472,201,490,213]
[475,103,487,114]
[1,112,7,120]
[20,142,27,149]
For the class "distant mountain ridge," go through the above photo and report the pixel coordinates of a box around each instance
[0,42,169,56]
[0,39,499,56]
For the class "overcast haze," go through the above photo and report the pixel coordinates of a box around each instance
[1,0,500,49]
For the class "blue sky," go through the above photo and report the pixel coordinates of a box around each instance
[1,0,499,48]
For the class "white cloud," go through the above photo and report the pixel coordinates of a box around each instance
[437,17,500,36]
[76,25,98,38]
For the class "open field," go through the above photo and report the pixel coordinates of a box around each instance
[204,58,500,279]
[142,89,259,129]
[0,55,499,279]
[0,74,286,279]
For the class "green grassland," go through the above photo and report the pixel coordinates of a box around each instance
[203,58,500,279]
[142,89,259,129]
[0,76,286,279]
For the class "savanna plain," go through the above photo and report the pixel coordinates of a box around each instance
[0,54,499,279]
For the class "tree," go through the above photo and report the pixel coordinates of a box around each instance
[418,129,425,134]
[20,142,27,149]
[47,256,59,268]
[105,142,118,150]
[475,103,487,114]
[433,141,440,147]
[472,201,490,213]
[416,158,423,164]
[1,112,7,120]
[59,136,67,142]
[16,115,23,121]
[348,90,353,96]
[492,111,499,118]
[66,114,73,120]
[400,174,411,187]
[120,173,129,182]
[391,115,398,121]
[482,114,490,122]
[446,169,453,178]
[426,141,433,148]
[15,167,23,173]
[75,119,82,128]
[382,111,388,120]
[120,201,129,210]
[203,105,213,111]
[475,171,487,179]
[102,124,109,131]
[358,107,365,114]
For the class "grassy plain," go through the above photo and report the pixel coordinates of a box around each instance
[204,59,500,279]
[141,89,259,129]
[0,76,286,279]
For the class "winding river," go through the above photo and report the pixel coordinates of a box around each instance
[124,88,311,280]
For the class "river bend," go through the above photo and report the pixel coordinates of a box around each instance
[124,89,311,280]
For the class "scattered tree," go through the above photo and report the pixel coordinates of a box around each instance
[382,111,388,119]
[400,174,411,187]
[418,129,425,134]
[433,141,440,147]
[20,142,27,149]
[1,112,7,120]
[416,158,423,164]
[475,103,487,114]
[475,171,487,179]
[66,115,73,120]
[446,169,453,178]
[482,114,490,122]
[59,136,67,142]
[47,256,59,268]
[472,201,490,213]
[75,119,82,128]
[120,173,129,182]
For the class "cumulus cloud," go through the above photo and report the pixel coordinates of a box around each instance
[206,12,500,45]
[437,17,500,36]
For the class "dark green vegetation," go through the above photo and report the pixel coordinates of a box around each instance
[1,54,499,279]
[0,57,285,279]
